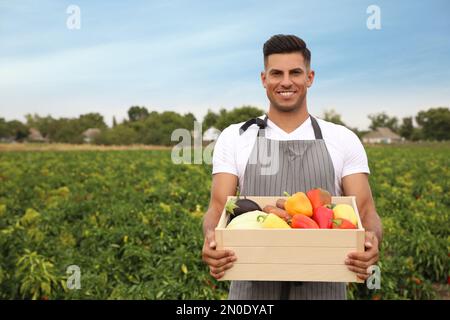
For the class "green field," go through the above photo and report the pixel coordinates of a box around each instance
[0,144,449,299]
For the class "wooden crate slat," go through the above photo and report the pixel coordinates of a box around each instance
[216,246,357,264]
[220,263,363,283]
[216,229,364,247]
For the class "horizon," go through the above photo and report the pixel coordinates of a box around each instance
[11,105,445,133]
[1,0,449,130]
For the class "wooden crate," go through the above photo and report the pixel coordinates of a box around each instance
[215,196,365,283]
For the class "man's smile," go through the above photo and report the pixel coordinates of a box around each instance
[276,90,297,98]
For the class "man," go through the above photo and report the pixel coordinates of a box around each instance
[202,34,382,299]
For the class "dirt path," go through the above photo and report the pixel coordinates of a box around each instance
[0,143,172,152]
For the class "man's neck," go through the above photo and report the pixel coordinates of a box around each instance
[267,104,310,134]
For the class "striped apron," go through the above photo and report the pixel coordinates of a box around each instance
[228,114,347,300]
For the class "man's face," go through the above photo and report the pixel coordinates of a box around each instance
[261,52,314,112]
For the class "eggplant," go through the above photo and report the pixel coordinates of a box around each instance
[225,198,262,223]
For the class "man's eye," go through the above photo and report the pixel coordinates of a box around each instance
[292,70,302,75]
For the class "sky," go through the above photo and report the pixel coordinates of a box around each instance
[0,0,449,130]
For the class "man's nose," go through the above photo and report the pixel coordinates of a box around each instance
[280,74,293,87]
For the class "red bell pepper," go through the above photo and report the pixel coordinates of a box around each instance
[312,205,333,229]
[332,218,357,229]
[290,214,319,229]
[306,188,332,210]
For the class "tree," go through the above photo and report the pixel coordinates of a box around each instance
[78,113,107,130]
[95,124,139,145]
[25,113,106,143]
[25,114,55,138]
[215,106,264,130]
[128,106,149,122]
[368,112,399,132]
[112,116,117,128]
[322,109,346,126]
[50,118,83,143]
[183,112,197,131]
[410,128,423,141]
[319,109,365,138]
[150,111,195,146]
[202,109,220,131]
[415,107,450,141]
[6,120,28,141]
[399,117,414,140]
[0,118,9,138]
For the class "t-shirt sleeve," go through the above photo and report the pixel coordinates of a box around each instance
[340,127,371,177]
[212,125,238,176]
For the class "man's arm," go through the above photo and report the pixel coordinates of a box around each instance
[342,173,382,243]
[342,173,383,280]
[201,173,238,279]
[203,173,238,236]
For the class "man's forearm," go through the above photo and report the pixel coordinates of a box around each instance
[362,211,383,245]
[202,207,221,237]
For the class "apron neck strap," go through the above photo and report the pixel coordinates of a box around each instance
[310,116,323,139]
[239,114,323,139]
[239,114,268,135]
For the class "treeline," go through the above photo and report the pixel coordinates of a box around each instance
[0,106,448,145]
[0,105,264,146]
[92,105,265,146]
[367,107,449,141]
[322,107,449,141]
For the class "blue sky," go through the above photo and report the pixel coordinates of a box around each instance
[1,0,449,130]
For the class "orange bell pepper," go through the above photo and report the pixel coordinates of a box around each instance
[283,192,313,217]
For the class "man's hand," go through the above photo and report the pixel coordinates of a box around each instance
[342,173,382,281]
[202,173,238,280]
[201,230,236,280]
[345,231,379,280]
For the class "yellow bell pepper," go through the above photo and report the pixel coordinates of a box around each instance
[257,213,291,229]
[333,204,358,226]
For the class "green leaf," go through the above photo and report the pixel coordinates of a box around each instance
[41,282,51,295]
[225,198,238,215]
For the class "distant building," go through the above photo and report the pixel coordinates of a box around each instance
[28,128,47,143]
[362,127,403,144]
[0,137,14,143]
[203,127,221,142]
[82,128,101,143]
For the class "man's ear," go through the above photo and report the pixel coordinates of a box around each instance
[306,70,315,88]
[261,71,267,88]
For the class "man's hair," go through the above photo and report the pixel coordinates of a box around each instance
[263,34,311,69]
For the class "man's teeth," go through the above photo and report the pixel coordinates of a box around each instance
[279,91,295,97]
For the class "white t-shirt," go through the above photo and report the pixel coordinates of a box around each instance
[212,115,370,196]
